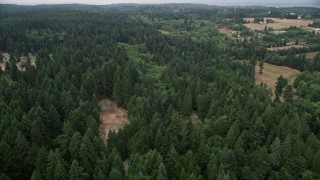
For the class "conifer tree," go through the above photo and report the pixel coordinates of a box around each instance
[113,73,122,106]
[69,160,88,180]
[109,168,123,180]
[182,88,192,116]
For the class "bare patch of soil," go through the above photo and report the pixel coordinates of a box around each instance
[0,53,10,70]
[99,99,128,142]
[189,111,200,123]
[0,53,36,71]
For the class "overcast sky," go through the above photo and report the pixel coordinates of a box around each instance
[1,0,320,7]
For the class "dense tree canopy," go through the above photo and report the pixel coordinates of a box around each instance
[0,4,320,179]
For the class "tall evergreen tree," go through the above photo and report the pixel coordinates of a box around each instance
[275,76,288,101]
[68,160,88,180]
[182,88,192,116]
[109,168,123,180]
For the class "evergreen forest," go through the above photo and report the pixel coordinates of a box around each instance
[1,4,320,180]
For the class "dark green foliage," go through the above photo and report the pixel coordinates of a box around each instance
[0,4,320,180]
[275,75,288,102]
[259,61,264,74]
[109,168,123,180]
[182,88,192,116]
[69,160,88,180]
[284,85,294,103]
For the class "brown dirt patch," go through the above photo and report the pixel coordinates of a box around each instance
[0,53,36,71]
[1,53,10,71]
[99,99,128,142]
[245,18,313,31]
[267,45,305,51]
[255,62,301,99]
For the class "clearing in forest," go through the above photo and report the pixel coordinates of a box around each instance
[296,51,319,60]
[99,99,128,142]
[0,53,36,71]
[255,62,301,99]
[218,27,246,41]
[218,27,233,35]
[189,111,200,123]
[267,45,306,51]
[159,29,170,35]
[244,18,313,31]
[0,53,10,70]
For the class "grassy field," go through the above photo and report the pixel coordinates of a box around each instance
[218,27,233,35]
[267,45,306,51]
[296,51,319,60]
[244,18,313,31]
[255,61,301,99]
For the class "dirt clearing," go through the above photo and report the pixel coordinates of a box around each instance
[189,111,200,123]
[245,18,313,31]
[0,53,36,71]
[1,53,10,70]
[99,99,128,142]
[255,62,301,99]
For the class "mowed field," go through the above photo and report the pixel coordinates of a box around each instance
[218,27,233,35]
[255,62,301,99]
[267,45,306,51]
[296,51,319,60]
[99,99,128,142]
[244,18,313,31]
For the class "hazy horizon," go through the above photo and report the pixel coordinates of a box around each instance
[1,0,320,7]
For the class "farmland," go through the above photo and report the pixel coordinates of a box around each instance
[244,18,313,31]
[218,27,233,35]
[267,45,306,51]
